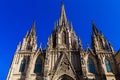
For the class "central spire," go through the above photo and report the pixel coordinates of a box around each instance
[59,3,67,25]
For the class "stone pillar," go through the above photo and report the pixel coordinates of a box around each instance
[68,32,72,49]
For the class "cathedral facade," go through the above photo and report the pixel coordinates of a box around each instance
[7,3,120,80]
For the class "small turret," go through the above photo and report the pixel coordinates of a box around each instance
[109,42,114,53]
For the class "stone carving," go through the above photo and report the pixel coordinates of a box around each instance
[7,3,118,80]
[60,56,70,72]
[81,58,85,65]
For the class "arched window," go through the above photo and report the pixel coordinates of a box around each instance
[53,33,56,48]
[58,74,74,80]
[62,31,66,44]
[34,55,42,73]
[19,58,26,72]
[87,57,96,73]
[105,59,112,72]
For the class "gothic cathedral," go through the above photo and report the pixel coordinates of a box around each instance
[7,3,120,80]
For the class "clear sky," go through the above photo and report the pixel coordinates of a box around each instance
[0,0,120,79]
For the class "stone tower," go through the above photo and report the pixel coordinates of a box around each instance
[7,3,119,80]
[44,3,80,80]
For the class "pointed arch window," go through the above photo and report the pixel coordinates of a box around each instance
[87,57,96,73]
[53,33,56,48]
[34,56,42,73]
[105,59,112,72]
[19,58,26,72]
[62,31,66,44]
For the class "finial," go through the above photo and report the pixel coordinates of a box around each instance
[59,2,67,26]
[100,30,104,36]
[109,42,114,53]
[39,43,42,50]
[86,42,90,48]
[70,22,73,30]
[30,20,36,36]
[25,31,29,38]
[78,37,82,48]
[16,42,21,51]
[33,20,36,28]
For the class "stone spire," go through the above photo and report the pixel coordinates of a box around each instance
[92,20,98,36]
[21,21,37,51]
[47,3,78,49]
[59,3,67,26]
[29,21,36,36]
[91,21,109,52]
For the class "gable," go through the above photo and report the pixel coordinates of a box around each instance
[52,53,76,80]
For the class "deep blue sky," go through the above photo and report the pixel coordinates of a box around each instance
[0,0,120,79]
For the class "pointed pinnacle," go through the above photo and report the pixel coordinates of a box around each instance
[16,42,21,51]
[86,42,90,48]
[39,43,42,49]
[31,21,36,31]
[25,31,29,38]
[92,20,98,36]
[59,3,67,25]
[30,21,36,36]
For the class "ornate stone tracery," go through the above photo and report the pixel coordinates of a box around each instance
[7,3,119,80]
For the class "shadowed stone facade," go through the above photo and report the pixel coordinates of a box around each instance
[115,50,120,75]
[7,3,120,80]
